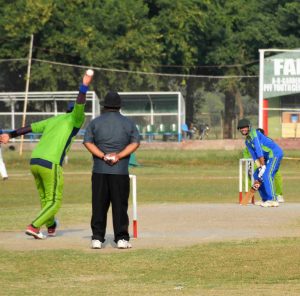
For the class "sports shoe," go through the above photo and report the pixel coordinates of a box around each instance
[117,239,132,249]
[276,195,285,203]
[91,239,102,249]
[254,200,263,206]
[271,201,279,207]
[47,219,59,237]
[261,201,272,208]
[261,201,279,208]
[25,224,46,239]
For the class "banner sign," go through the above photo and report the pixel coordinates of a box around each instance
[263,51,300,98]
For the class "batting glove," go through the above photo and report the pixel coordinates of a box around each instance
[251,180,262,191]
[258,165,266,179]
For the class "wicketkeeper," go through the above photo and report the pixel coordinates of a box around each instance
[0,70,93,239]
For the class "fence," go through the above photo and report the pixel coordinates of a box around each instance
[0,59,260,140]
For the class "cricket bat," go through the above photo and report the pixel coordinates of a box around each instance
[241,180,261,206]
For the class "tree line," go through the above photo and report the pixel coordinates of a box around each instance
[0,0,299,138]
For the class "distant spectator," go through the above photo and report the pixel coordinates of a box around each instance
[182,123,197,141]
[181,123,189,141]
[187,123,197,140]
[199,124,209,140]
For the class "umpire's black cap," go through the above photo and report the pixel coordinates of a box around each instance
[101,92,121,108]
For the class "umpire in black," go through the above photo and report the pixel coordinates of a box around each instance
[83,92,140,249]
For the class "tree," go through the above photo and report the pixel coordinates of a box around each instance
[145,0,208,124]
[0,0,299,138]
[0,0,53,91]
[197,0,300,138]
[0,0,164,94]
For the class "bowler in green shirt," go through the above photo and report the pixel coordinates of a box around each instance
[0,70,93,239]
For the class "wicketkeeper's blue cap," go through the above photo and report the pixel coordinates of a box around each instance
[101,92,121,108]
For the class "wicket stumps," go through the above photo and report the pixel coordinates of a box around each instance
[239,158,255,204]
[129,174,138,238]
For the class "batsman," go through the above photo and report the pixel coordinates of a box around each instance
[0,70,93,239]
[237,119,284,207]
[242,128,284,204]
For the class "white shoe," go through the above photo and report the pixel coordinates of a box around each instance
[261,201,279,208]
[117,239,132,249]
[25,225,46,239]
[261,201,272,208]
[254,200,263,206]
[276,195,285,203]
[91,239,102,249]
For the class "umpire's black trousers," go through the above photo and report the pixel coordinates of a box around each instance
[91,173,130,243]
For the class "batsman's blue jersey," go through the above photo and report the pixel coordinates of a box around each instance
[245,128,283,201]
[245,129,283,161]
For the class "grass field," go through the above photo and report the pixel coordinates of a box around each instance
[1,149,300,295]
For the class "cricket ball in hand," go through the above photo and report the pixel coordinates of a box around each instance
[86,69,94,76]
[106,155,116,162]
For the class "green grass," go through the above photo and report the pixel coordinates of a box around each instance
[2,149,300,207]
[1,149,300,295]
[0,239,299,295]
